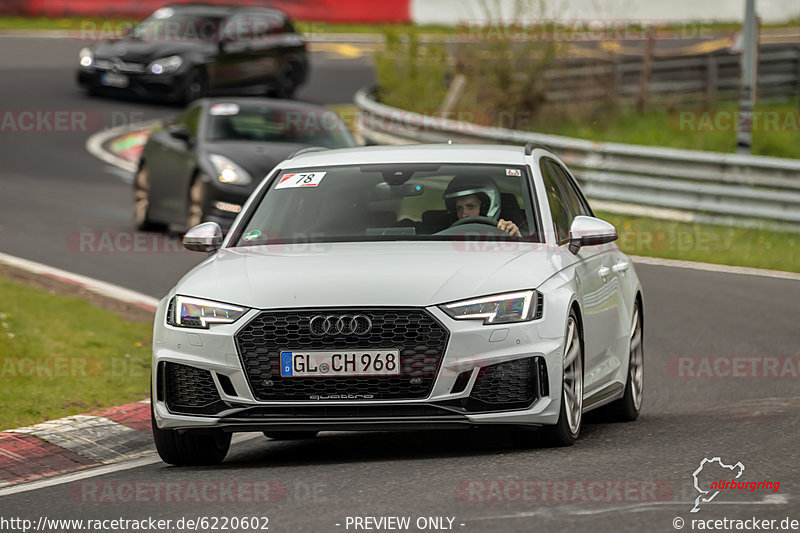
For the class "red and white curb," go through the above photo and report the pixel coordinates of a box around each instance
[0,252,160,487]
[0,402,153,488]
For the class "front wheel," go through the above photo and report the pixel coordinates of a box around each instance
[605,301,643,421]
[540,311,583,447]
[151,403,231,466]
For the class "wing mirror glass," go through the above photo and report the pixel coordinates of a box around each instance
[183,222,223,253]
[568,216,618,254]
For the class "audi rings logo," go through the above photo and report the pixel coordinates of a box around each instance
[309,315,373,336]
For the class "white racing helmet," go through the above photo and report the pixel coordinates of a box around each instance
[443,175,501,221]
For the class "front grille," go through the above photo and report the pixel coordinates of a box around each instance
[93,59,145,73]
[235,309,449,401]
[466,357,543,412]
[164,362,226,415]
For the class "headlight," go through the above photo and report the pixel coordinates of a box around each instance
[208,154,252,185]
[167,295,248,329]
[79,48,94,67]
[148,55,182,74]
[440,290,539,324]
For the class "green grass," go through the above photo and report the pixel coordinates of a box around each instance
[0,275,153,430]
[597,211,800,273]
[536,98,800,159]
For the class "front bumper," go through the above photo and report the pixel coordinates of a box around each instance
[77,67,186,101]
[152,300,566,432]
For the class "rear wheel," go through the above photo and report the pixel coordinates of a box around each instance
[133,165,166,231]
[605,301,643,421]
[263,431,319,440]
[151,402,231,466]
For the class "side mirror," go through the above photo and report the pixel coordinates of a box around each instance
[183,222,223,253]
[568,216,618,254]
[167,123,192,143]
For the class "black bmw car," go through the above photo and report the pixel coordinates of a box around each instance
[133,97,357,231]
[77,4,309,102]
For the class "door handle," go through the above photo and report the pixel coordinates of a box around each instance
[597,266,611,281]
[612,261,629,273]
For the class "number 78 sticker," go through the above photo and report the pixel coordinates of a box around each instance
[275,172,327,189]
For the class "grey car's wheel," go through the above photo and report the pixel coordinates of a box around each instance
[263,431,319,440]
[605,301,643,421]
[540,311,583,447]
[134,165,166,231]
[151,403,231,466]
[186,177,207,230]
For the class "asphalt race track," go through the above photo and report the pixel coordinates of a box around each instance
[1,35,798,533]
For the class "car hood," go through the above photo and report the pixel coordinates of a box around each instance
[173,241,563,308]
[93,40,204,63]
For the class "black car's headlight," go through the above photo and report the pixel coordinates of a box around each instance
[148,55,182,74]
[208,154,253,185]
[167,295,248,329]
[79,47,94,67]
[440,290,539,324]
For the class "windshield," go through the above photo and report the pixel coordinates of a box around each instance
[233,163,540,246]
[134,10,225,42]
[206,104,356,148]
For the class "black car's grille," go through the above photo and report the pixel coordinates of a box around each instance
[235,309,449,401]
[466,357,544,412]
[164,362,226,415]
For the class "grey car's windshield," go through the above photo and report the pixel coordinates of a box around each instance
[233,163,540,245]
[206,104,356,148]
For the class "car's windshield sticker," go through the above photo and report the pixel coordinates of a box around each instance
[275,172,327,189]
[152,7,174,19]
[506,168,521,176]
[242,230,262,241]
[209,103,240,116]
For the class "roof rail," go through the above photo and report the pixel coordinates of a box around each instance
[287,146,329,159]
[524,142,550,155]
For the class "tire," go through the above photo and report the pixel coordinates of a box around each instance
[151,403,231,466]
[268,62,297,99]
[263,431,319,440]
[186,176,207,231]
[133,164,166,231]
[605,301,643,422]
[182,68,207,104]
[539,310,584,447]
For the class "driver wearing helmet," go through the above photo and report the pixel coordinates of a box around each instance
[443,176,521,237]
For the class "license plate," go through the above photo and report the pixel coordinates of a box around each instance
[280,350,400,377]
[101,72,129,88]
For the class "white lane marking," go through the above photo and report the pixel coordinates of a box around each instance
[631,255,800,281]
[470,494,791,521]
[0,433,261,497]
[0,251,159,310]
[85,119,161,174]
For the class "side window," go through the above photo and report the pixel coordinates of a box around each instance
[540,160,572,243]
[548,161,593,217]
[178,106,202,137]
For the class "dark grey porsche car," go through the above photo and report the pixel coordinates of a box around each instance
[133,97,357,231]
[77,4,309,102]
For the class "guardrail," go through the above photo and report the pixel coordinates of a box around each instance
[354,86,800,232]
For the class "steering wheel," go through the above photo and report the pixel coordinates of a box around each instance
[451,216,499,228]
